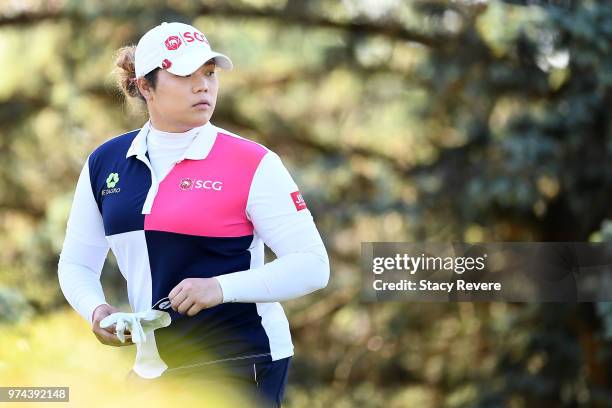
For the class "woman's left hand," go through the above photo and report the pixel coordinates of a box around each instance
[168,278,224,316]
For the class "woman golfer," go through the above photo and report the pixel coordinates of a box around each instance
[58,21,330,407]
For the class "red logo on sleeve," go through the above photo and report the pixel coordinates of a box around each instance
[291,191,307,211]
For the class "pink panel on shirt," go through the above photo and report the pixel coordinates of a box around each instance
[144,133,267,237]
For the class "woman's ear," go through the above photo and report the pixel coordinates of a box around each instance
[137,78,153,101]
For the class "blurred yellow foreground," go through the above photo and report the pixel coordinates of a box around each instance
[0,309,249,407]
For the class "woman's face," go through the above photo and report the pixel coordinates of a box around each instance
[139,61,219,132]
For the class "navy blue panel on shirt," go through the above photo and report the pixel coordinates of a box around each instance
[145,230,272,368]
[88,130,150,235]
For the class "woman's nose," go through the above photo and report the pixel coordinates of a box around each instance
[192,73,209,93]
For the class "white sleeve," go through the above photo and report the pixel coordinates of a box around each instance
[57,160,109,324]
[215,152,330,303]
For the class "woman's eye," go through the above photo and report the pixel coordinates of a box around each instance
[184,69,215,78]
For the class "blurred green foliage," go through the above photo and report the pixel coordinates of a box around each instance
[0,287,33,323]
[1,0,612,406]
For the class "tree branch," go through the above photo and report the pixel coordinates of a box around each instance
[0,4,447,47]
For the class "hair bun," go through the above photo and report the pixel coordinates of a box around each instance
[114,46,143,100]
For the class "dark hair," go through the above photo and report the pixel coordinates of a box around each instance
[114,45,159,102]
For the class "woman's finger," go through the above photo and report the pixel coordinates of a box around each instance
[96,330,134,347]
[95,328,120,344]
[177,297,195,314]
[186,303,203,317]
[168,282,184,300]
[170,289,188,311]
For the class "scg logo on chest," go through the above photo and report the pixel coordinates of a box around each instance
[179,178,223,191]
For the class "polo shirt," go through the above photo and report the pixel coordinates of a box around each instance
[58,121,329,378]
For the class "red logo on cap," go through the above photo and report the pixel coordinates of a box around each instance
[291,191,307,211]
[165,35,182,50]
[161,59,172,69]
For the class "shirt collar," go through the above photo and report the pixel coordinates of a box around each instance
[125,120,218,161]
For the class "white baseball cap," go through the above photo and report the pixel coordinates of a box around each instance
[134,22,233,78]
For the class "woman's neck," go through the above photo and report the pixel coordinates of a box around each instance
[149,118,198,133]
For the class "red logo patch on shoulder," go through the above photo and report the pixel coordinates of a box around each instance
[291,191,307,211]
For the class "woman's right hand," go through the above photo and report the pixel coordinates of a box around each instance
[91,304,134,347]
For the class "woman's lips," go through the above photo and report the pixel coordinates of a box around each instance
[193,102,210,109]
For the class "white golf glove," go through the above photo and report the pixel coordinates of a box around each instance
[100,309,171,344]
